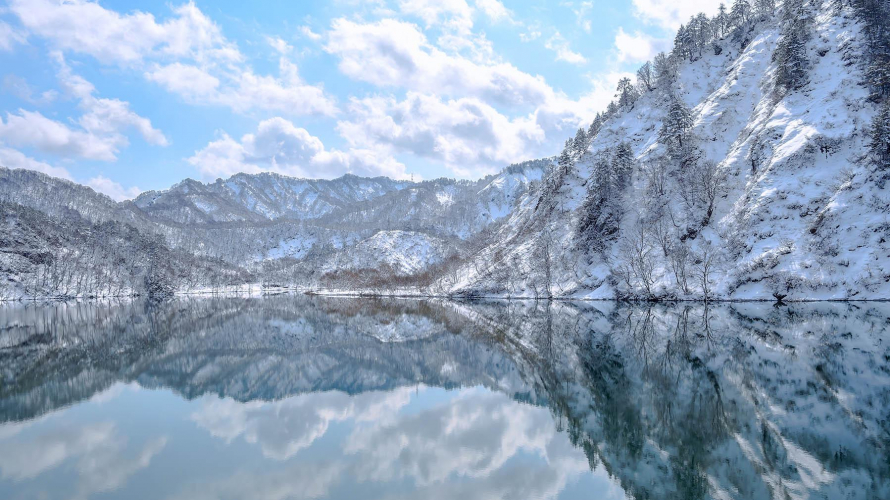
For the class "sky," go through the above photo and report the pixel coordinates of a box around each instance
[0,0,721,200]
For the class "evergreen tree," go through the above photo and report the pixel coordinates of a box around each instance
[612,143,635,190]
[730,0,752,29]
[557,147,573,175]
[871,100,890,172]
[573,128,589,156]
[850,0,890,101]
[577,152,629,255]
[674,24,691,60]
[660,93,694,150]
[716,3,729,39]
[755,0,776,18]
[773,0,811,94]
[588,113,605,139]
[617,77,639,108]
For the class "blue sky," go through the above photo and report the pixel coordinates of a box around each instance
[0,0,719,200]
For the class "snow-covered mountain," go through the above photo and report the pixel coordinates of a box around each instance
[0,158,545,297]
[133,173,410,224]
[445,0,890,300]
[1,0,888,300]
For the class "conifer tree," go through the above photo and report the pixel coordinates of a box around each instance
[773,0,811,94]
[572,128,589,156]
[617,77,639,108]
[730,0,752,29]
[716,3,729,39]
[871,99,890,172]
[755,0,776,17]
[660,93,694,150]
[612,143,635,190]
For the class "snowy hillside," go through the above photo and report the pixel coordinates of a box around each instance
[1,0,888,301]
[0,158,545,298]
[446,0,890,301]
[133,173,409,224]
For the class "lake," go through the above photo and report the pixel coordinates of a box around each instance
[0,296,888,499]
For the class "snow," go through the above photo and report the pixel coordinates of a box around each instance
[445,1,890,301]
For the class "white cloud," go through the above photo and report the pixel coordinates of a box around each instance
[0,110,120,161]
[398,0,474,32]
[144,62,220,101]
[630,0,722,30]
[0,20,26,51]
[475,0,513,23]
[338,92,549,177]
[568,1,594,33]
[189,117,407,180]
[520,27,542,42]
[545,33,587,65]
[146,59,337,116]
[0,56,167,163]
[266,36,293,55]
[10,1,335,117]
[86,175,141,201]
[325,18,553,108]
[614,28,665,64]
[0,147,73,180]
[8,0,240,65]
[299,26,322,42]
[2,75,58,105]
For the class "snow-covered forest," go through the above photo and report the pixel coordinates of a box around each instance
[1,0,888,301]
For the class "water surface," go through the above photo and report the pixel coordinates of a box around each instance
[0,297,888,499]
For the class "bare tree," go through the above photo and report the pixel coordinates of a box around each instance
[693,244,720,300]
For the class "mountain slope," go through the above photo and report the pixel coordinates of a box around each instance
[447,0,890,300]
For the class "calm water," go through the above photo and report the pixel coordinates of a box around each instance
[0,297,888,500]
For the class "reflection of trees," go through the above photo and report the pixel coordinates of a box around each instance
[1,298,889,499]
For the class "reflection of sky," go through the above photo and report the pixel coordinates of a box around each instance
[0,382,626,500]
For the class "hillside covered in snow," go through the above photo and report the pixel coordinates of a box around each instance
[442,0,890,300]
[1,0,888,301]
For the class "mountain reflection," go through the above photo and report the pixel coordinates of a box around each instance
[0,296,888,499]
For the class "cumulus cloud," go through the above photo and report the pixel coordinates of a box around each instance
[399,0,474,32]
[189,117,407,180]
[0,146,73,180]
[55,56,168,148]
[545,33,587,65]
[9,0,336,117]
[144,62,220,101]
[614,28,666,63]
[266,36,293,55]
[8,0,240,64]
[631,0,722,30]
[0,55,167,162]
[475,0,513,23]
[299,26,322,41]
[147,59,337,116]
[0,110,121,161]
[337,92,546,177]
[86,175,142,201]
[325,18,553,108]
